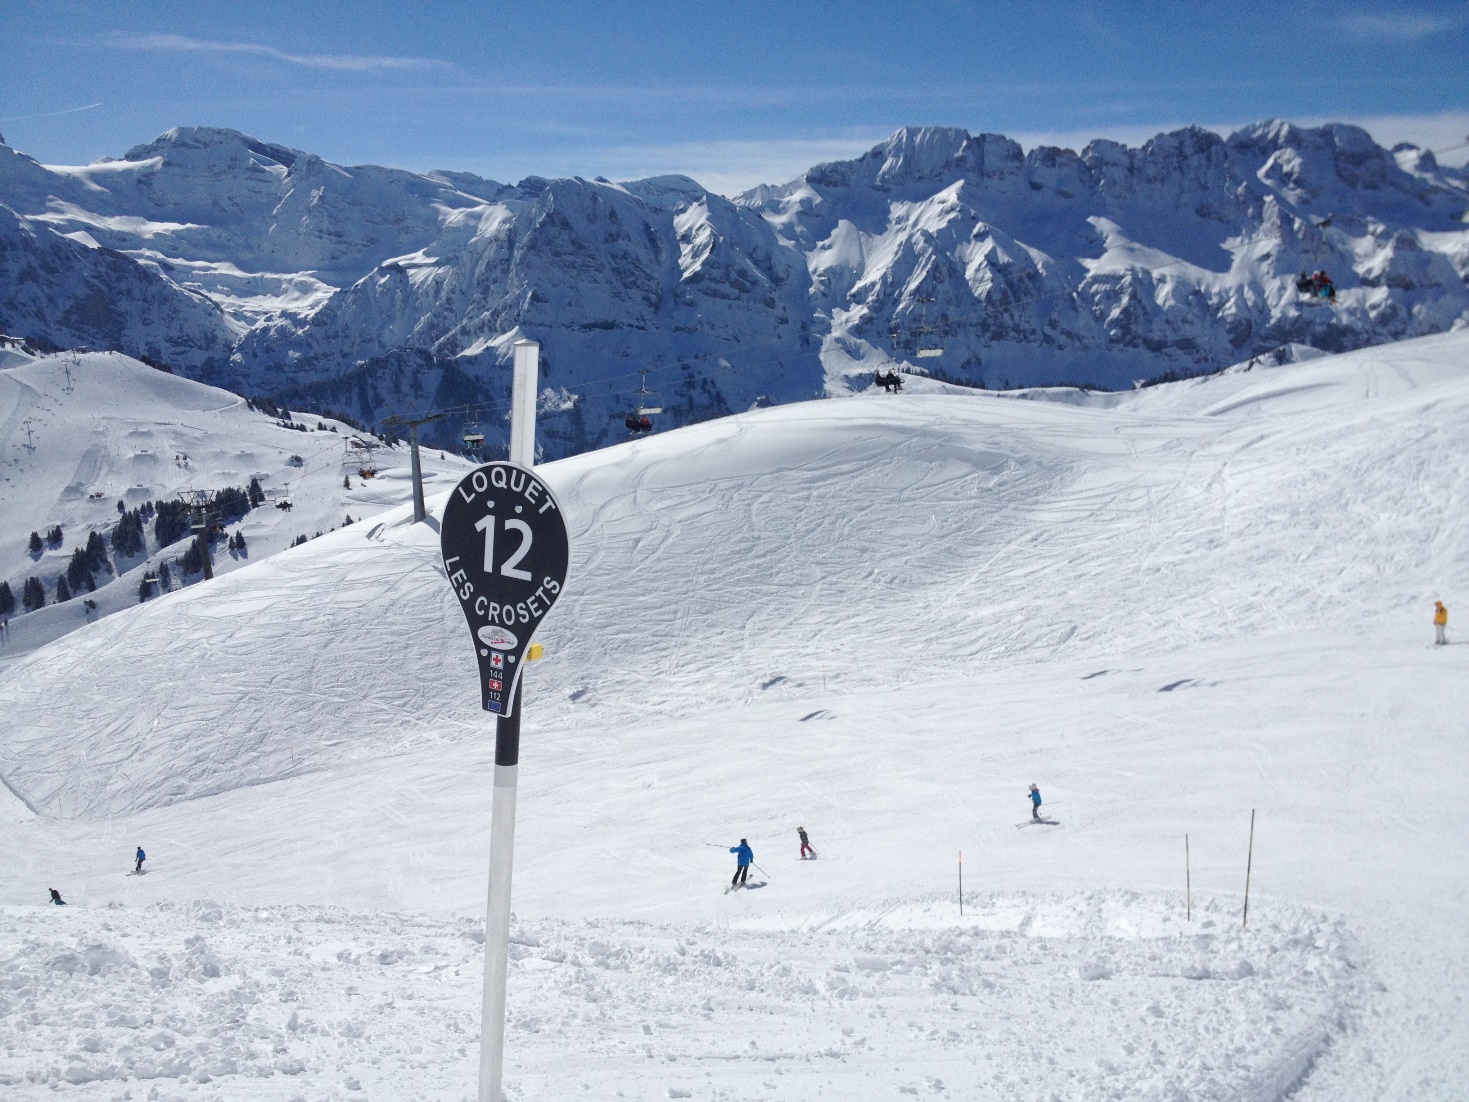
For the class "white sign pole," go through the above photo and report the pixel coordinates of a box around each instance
[479,338,539,1102]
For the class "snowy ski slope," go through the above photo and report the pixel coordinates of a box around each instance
[0,348,471,662]
[1,330,1467,1099]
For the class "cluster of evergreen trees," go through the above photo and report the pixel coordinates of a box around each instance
[8,482,259,615]
[111,501,154,558]
[28,526,63,555]
[63,531,112,597]
[21,577,46,611]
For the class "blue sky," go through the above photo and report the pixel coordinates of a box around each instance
[3,1,1466,194]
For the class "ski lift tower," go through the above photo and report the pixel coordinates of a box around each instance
[178,489,216,580]
[382,412,444,523]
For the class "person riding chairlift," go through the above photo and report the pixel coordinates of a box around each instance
[1296,270,1336,303]
[625,413,653,434]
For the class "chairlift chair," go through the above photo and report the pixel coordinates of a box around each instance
[636,369,663,416]
[460,407,486,449]
[1295,270,1336,304]
[620,369,660,433]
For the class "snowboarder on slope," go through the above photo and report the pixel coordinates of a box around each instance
[49,888,66,905]
[798,827,816,860]
[134,846,146,874]
[730,839,753,887]
[1028,784,1043,821]
[1434,601,1448,646]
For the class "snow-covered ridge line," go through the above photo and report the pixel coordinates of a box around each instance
[0,347,472,661]
[2,120,1466,460]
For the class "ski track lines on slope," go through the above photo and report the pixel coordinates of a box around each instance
[3,336,1469,820]
[2,332,1469,1098]
[0,894,1365,1102]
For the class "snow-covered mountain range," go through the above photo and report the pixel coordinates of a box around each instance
[2,122,1467,457]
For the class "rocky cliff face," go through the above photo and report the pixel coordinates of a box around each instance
[1,122,1465,457]
[743,122,1469,391]
[0,204,236,370]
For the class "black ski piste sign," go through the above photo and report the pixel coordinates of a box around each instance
[440,462,570,718]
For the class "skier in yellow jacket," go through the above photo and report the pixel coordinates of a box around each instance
[1434,601,1448,646]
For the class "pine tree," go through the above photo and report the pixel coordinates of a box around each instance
[344,474,352,489]
[154,500,190,546]
[344,514,353,526]
[85,530,110,574]
[66,548,92,593]
[56,575,71,603]
[22,577,45,611]
[28,532,42,555]
[159,562,172,589]
[0,580,13,616]
[112,509,146,558]
[117,500,126,515]
[248,477,265,507]
[181,539,204,577]
[46,526,63,548]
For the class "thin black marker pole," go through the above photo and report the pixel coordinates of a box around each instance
[1185,834,1191,923]
[1242,809,1255,930]
[495,682,522,767]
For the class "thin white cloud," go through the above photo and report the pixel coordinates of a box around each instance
[1339,11,1461,41]
[569,136,892,197]
[430,136,890,197]
[0,102,102,124]
[101,32,452,74]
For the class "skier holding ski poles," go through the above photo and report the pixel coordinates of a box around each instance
[729,839,753,887]
[1028,784,1043,821]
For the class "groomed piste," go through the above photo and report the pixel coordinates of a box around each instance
[2,330,1467,1099]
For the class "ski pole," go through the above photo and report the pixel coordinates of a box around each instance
[752,863,770,879]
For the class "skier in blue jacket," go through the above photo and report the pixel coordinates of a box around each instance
[134,846,146,874]
[1028,784,1042,821]
[729,839,753,887]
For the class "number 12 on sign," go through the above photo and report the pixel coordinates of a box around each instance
[475,514,534,580]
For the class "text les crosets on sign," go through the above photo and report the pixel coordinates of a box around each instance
[440,462,570,717]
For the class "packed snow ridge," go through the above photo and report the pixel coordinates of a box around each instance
[2,121,1466,458]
